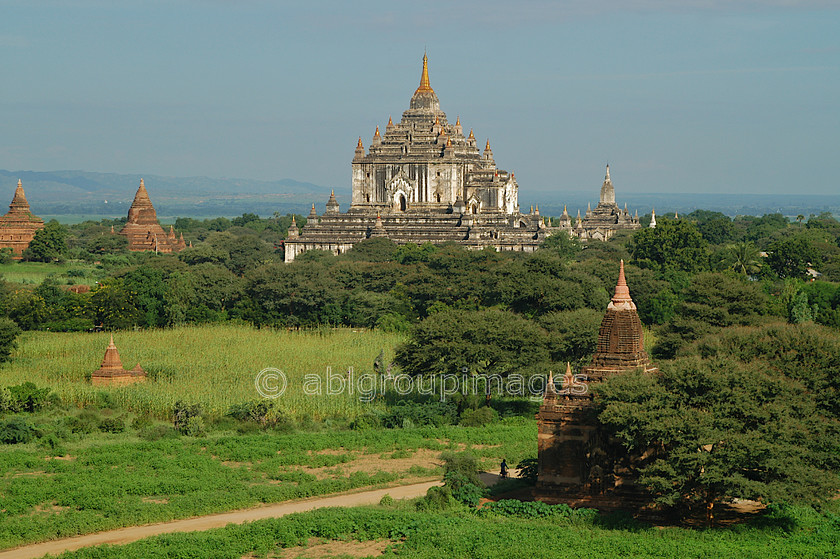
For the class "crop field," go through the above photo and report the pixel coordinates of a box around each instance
[0,261,102,286]
[4,325,405,419]
[0,422,534,550]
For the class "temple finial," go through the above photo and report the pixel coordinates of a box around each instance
[605,163,610,181]
[544,370,557,398]
[416,52,433,93]
[17,179,22,188]
[612,260,632,303]
[388,115,393,126]
[485,139,491,151]
[357,137,363,148]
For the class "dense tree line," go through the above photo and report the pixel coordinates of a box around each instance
[2,210,840,345]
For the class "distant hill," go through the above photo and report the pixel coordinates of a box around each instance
[0,170,336,217]
[1,169,838,219]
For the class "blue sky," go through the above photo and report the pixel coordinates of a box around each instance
[2,1,838,195]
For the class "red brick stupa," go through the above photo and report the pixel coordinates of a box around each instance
[0,180,45,258]
[91,335,146,386]
[118,179,186,253]
[536,260,656,503]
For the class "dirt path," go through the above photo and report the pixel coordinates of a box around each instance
[0,480,441,559]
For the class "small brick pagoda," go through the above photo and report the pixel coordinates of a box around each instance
[0,180,45,258]
[91,335,146,386]
[536,260,657,504]
[118,179,186,253]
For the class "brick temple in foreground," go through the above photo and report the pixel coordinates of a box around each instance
[536,260,657,507]
[118,179,186,253]
[91,335,146,386]
[0,180,44,258]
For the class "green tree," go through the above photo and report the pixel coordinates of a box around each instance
[541,308,602,364]
[22,220,67,262]
[395,308,551,377]
[767,236,818,279]
[540,230,582,260]
[686,322,840,419]
[631,219,709,272]
[85,233,128,254]
[0,317,22,363]
[724,241,762,276]
[653,272,767,359]
[598,358,840,522]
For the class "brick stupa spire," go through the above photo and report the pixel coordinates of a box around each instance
[0,179,45,258]
[91,335,146,386]
[537,260,657,499]
[119,179,185,253]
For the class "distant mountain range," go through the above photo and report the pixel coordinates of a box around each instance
[0,169,334,217]
[1,169,838,219]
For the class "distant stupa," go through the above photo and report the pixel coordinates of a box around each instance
[0,180,45,258]
[118,179,186,253]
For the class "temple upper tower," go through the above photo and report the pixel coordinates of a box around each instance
[409,53,440,112]
[349,54,519,215]
[600,164,615,205]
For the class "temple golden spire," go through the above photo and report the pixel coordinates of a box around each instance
[387,115,393,126]
[415,53,434,94]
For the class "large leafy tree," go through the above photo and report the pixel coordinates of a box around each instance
[597,357,840,522]
[767,236,818,279]
[631,219,709,273]
[685,322,840,419]
[652,272,767,359]
[22,220,67,262]
[395,308,551,378]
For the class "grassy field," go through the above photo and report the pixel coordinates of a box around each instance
[0,421,535,550]
[3,325,406,419]
[43,502,840,559]
[0,261,102,286]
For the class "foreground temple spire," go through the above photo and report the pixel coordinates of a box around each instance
[537,261,657,501]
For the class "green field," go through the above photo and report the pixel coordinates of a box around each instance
[0,261,102,286]
[4,325,405,419]
[0,422,534,550]
[44,503,840,559]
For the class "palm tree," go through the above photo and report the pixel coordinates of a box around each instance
[796,214,805,229]
[727,241,761,276]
